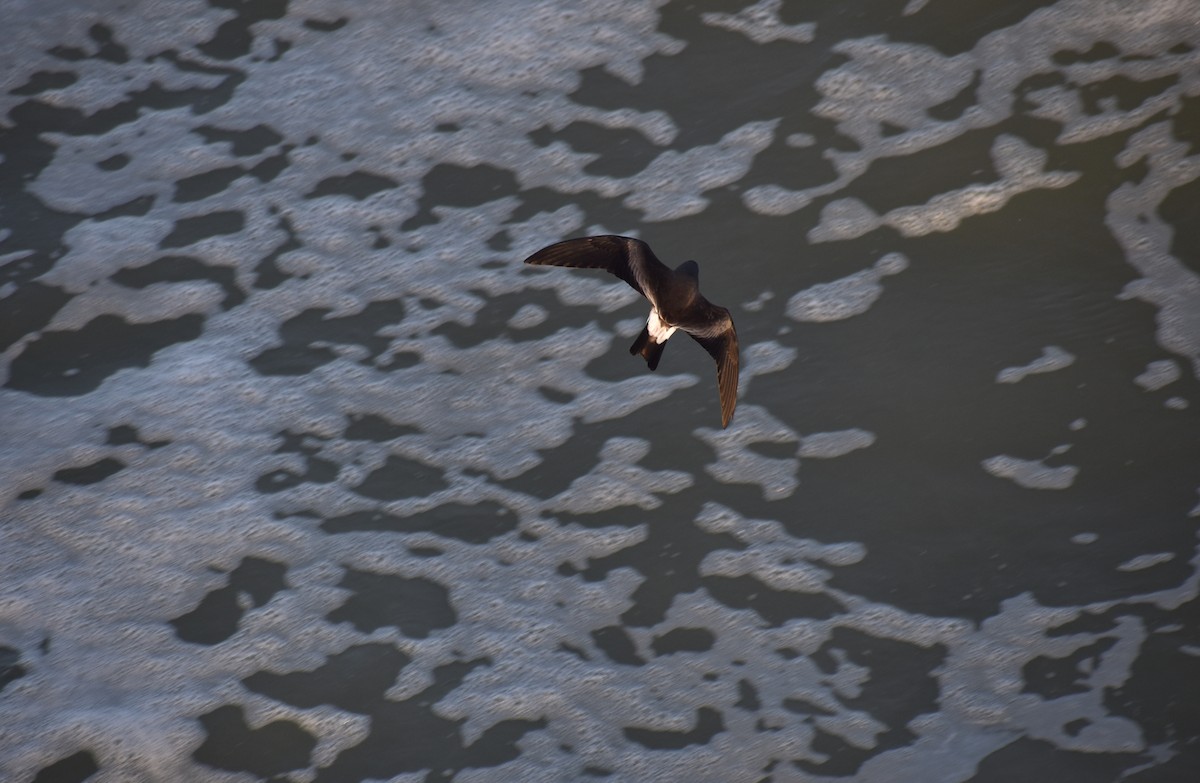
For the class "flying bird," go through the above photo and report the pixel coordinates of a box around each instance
[524,235,739,427]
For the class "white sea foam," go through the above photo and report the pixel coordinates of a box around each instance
[787,252,908,322]
[739,339,796,393]
[2,0,1198,779]
[1133,359,1180,390]
[701,0,815,45]
[981,455,1079,490]
[1118,552,1175,572]
[996,345,1076,384]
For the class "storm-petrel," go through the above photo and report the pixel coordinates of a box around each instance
[524,235,739,428]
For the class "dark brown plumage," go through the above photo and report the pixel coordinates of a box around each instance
[524,235,740,427]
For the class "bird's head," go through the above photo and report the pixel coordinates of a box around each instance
[675,259,699,280]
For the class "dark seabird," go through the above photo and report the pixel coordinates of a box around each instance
[524,235,739,428]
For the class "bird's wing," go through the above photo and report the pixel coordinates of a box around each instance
[524,235,672,306]
[681,304,739,428]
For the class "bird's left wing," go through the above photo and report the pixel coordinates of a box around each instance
[523,235,671,303]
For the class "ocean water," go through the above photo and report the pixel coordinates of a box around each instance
[2,0,1199,780]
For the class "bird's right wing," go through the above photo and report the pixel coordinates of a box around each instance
[682,306,739,428]
[524,235,672,305]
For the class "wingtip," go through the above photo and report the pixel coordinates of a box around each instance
[523,239,573,266]
[522,247,549,265]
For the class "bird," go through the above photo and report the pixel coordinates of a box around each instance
[524,235,739,428]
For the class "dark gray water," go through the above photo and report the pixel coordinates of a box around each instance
[2,0,1199,780]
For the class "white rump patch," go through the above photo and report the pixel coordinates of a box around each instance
[648,308,678,344]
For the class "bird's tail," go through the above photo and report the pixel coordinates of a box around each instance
[630,325,665,371]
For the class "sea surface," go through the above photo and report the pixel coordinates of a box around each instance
[2,1,1199,781]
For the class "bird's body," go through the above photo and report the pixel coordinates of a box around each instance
[524,235,740,427]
